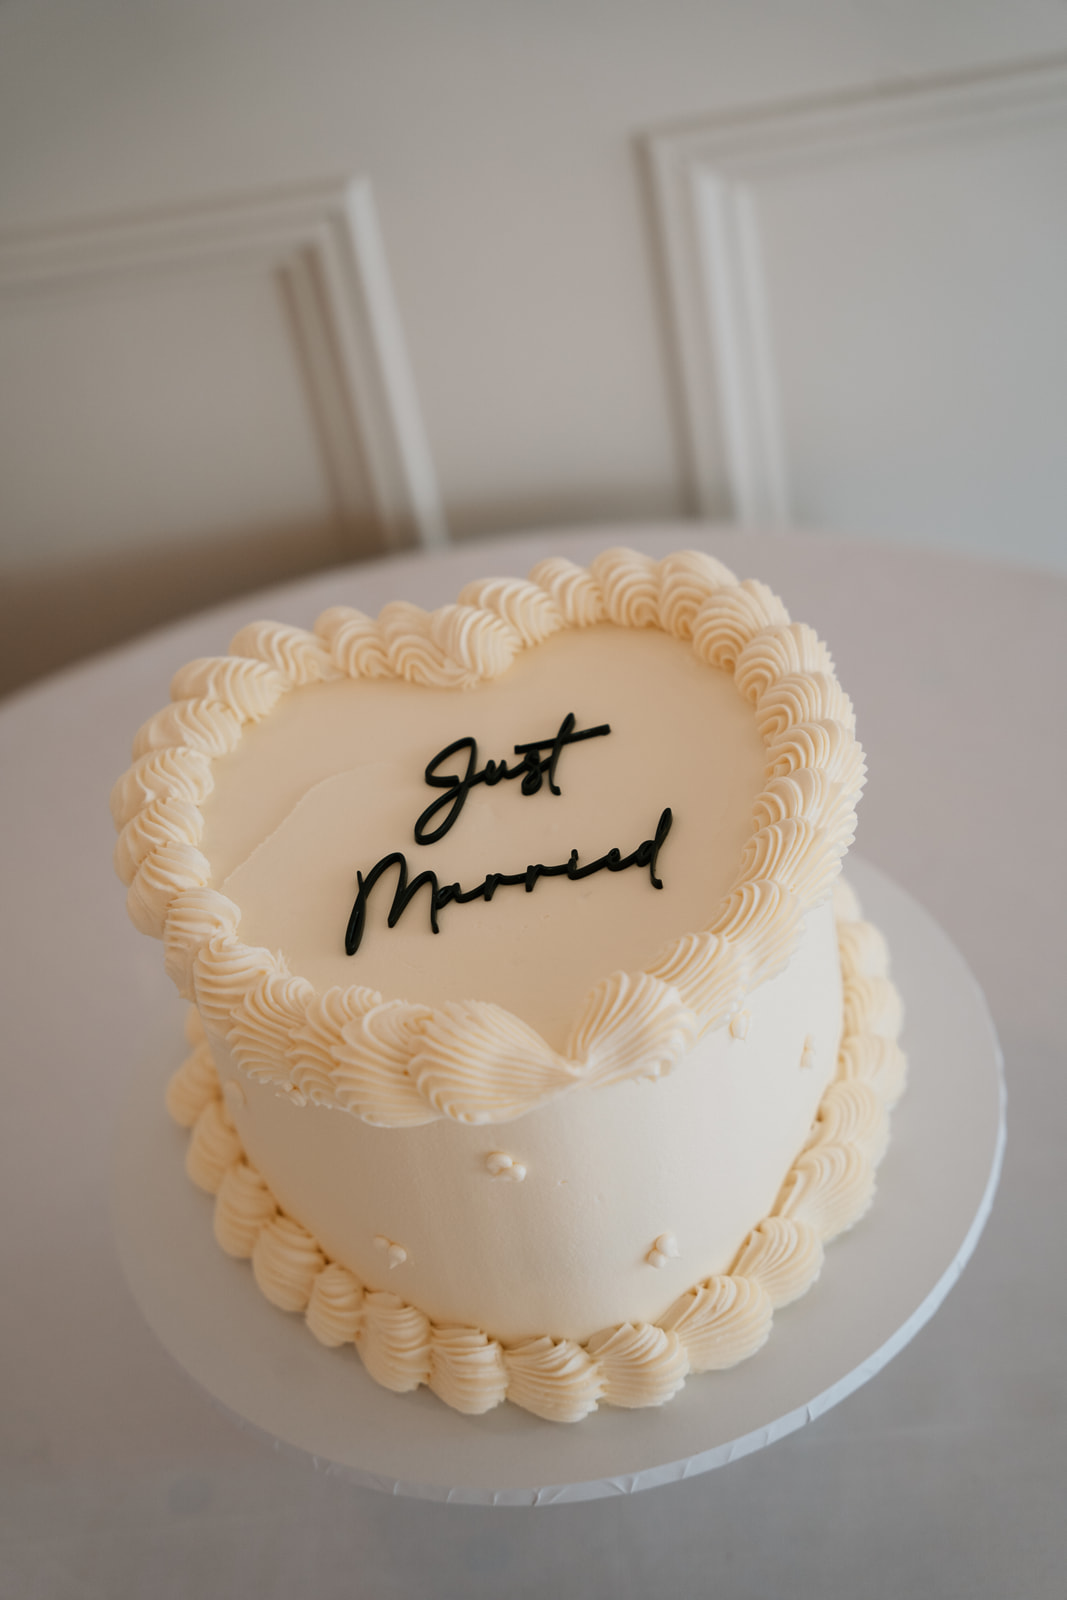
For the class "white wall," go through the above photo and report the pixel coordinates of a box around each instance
[2,0,1066,693]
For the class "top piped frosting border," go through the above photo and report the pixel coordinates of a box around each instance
[111,549,866,1127]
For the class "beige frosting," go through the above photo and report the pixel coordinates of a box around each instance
[208,894,842,1343]
[113,548,899,1418]
[162,880,905,1418]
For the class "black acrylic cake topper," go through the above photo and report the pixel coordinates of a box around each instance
[344,711,674,956]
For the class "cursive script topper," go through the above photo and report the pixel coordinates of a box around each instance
[343,710,675,956]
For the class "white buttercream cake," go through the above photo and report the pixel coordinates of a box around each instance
[111,548,906,1421]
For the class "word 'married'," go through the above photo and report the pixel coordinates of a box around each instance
[345,808,674,955]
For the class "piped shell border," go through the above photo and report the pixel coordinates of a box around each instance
[166,879,906,1422]
[112,549,867,1127]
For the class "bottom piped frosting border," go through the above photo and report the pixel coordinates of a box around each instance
[164,880,906,1423]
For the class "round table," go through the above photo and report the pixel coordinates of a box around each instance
[3,525,1063,1599]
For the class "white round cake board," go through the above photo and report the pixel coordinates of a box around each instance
[111,857,1005,1506]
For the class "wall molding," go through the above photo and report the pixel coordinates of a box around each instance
[0,179,448,553]
[646,53,1067,529]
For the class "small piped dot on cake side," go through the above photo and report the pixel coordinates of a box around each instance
[485,1151,527,1182]
[373,1234,408,1270]
[730,1009,751,1041]
[646,1232,681,1269]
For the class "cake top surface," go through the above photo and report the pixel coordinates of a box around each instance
[111,548,865,1126]
[207,622,766,1048]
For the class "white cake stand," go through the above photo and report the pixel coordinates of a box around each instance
[111,857,1005,1506]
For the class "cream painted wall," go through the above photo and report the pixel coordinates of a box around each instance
[2,1,1067,693]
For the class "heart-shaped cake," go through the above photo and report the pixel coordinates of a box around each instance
[112,548,905,1421]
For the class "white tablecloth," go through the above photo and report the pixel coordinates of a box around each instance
[3,525,1064,1599]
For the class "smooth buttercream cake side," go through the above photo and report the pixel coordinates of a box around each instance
[113,548,906,1421]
